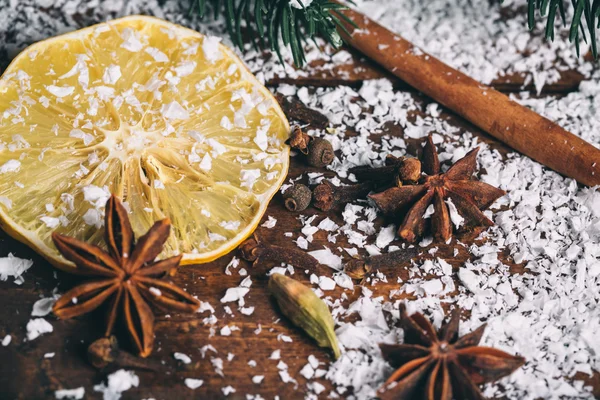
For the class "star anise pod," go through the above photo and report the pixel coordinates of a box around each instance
[378,304,525,400]
[51,195,200,357]
[370,134,506,243]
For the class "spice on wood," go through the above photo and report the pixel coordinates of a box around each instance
[51,195,200,357]
[370,134,505,243]
[379,304,525,400]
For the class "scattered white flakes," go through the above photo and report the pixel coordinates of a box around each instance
[161,101,189,120]
[240,276,252,288]
[254,119,270,151]
[102,65,121,84]
[445,198,464,228]
[240,169,261,190]
[252,375,264,384]
[221,386,236,396]
[83,185,110,206]
[55,387,85,400]
[317,218,339,232]
[0,254,33,285]
[290,0,313,9]
[300,363,314,379]
[277,334,293,343]
[69,129,94,146]
[211,357,225,376]
[93,369,139,400]
[26,318,53,341]
[199,153,212,171]
[209,232,227,242]
[82,208,103,229]
[144,46,169,62]
[220,326,232,336]
[296,236,309,250]
[0,159,21,173]
[220,220,241,231]
[31,297,57,317]
[278,369,297,385]
[261,216,277,228]
[207,138,227,156]
[269,350,280,360]
[308,247,343,270]
[184,379,203,390]
[153,180,165,190]
[240,306,255,315]
[2,335,11,346]
[317,276,336,291]
[202,36,222,63]
[174,61,196,76]
[307,382,326,395]
[120,28,144,52]
[220,116,233,130]
[220,287,249,304]
[45,85,74,98]
[40,216,61,229]
[198,301,215,314]
[173,352,192,364]
[375,225,396,249]
[334,273,354,290]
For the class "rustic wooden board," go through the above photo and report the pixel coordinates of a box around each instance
[1,88,599,400]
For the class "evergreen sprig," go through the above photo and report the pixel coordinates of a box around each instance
[190,0,355,67]
[515,0,600,58]
[192,0,599,67]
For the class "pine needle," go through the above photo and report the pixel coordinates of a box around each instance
[192,0,354,67]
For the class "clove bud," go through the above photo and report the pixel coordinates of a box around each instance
[289,125,311,155]
[269,273,341,359]
[87,336,167,372]
[239,235,321,271]
[350,156,422,188]
[397,158,422,185]
[344,247,420,280]
[313,180,373,211]
[288,126,334,168]
[349,157,403,185]
[283,184,312,212]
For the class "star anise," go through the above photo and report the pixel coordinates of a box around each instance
[370,134,506,243]
[51,195,200,357]
[378,304,525,400]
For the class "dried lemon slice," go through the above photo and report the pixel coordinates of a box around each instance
[0,16,289,269]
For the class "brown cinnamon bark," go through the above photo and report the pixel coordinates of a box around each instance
[336,5,600,187]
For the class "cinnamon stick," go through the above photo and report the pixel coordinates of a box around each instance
[337,6,600,187]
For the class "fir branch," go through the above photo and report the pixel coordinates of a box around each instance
[514,0,600,58]
[190,0,354,67]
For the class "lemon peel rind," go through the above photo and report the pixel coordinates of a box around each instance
[0,15,290,270]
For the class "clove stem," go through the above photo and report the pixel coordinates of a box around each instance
[344,247,420,279]
[87,336,169,372]
[239,235,321,271]
[349,155,404,183]
[313,181,373,211]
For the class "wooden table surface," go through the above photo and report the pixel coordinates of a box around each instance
[1,38,599,400]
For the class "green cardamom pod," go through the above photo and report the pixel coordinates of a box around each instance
[268,273,341,359]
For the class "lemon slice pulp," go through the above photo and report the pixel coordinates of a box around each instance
[0,16,290,269]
